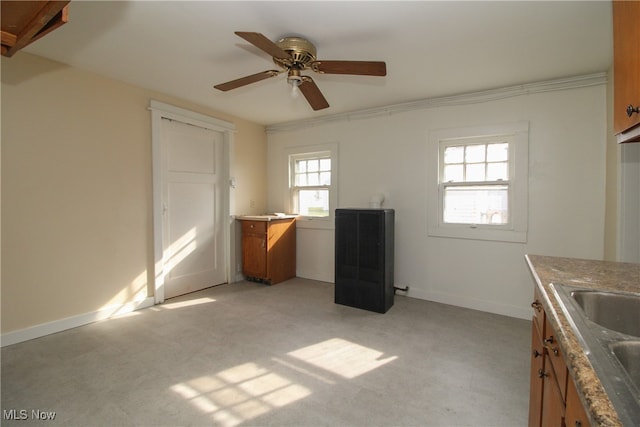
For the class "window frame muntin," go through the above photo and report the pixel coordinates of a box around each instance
[285,143,338,229]
[440,138,510,183]
[290,151,332,217]
[428,122,529,243]
[438,136,514,230]
[293,153,332,189]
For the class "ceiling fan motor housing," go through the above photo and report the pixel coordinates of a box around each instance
[273,37,317,70]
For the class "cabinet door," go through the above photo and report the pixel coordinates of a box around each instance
[566,376,591,427]
[242,233,267,278]
[528,320,545,427]
[241,221,267,278]
[541,355,565,427]
[613,0,640,139]
[544,318,568,402]
[531,287,545,338]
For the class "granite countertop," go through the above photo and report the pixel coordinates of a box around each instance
[525,254,640,427]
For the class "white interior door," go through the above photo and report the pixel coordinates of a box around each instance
[162,118,226,299]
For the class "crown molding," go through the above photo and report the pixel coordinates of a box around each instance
[266,72,608,134]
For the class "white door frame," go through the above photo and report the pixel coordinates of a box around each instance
[618,142,640,263]
[149,100,235,303]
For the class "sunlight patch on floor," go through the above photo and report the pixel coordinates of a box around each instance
[287,338,398,379]
[271,357,336,385]
[170,362,311,426]
[158,297,217,310]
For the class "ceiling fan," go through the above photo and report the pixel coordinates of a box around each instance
[214,32,387,111]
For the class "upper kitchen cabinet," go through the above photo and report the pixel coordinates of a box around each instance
[1,1,70,58]
[613,0,640,143]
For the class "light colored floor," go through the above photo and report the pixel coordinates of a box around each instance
[2,278,531,426]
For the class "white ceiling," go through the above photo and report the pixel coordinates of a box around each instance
[22,1,613,126]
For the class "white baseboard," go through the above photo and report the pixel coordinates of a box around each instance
[407,288,531,320]
[1,297,155,347]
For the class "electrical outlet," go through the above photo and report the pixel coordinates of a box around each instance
[250,199,255,208]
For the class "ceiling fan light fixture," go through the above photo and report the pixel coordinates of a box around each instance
[287,69,302,97]
[287,68,302,86]
[291,82,300,98]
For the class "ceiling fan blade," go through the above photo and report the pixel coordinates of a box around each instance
[214,70,280,91]
[299,77,329,111]
[311,60,387,76]
[235,31,291,60]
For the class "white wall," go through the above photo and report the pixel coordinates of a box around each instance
[619,143,640,263]
[1,53,267,338]
[267,82,607,319]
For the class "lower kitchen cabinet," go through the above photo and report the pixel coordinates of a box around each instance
[528,320,545,427]
[239,218,296,285]
[528,289,591,427]
[566,374,591,427]
[540,352,565,427]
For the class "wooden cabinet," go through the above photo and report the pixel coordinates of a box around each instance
[1,1,70,57]
[242,220,268,280]
[531,287,545,339]
[544,317,568,403]
[240,218,296,285]
[528,289,591,427]
[613,0,640,143]
[540,352,565,427]
[528,320,545,427]
[566,374,591,427]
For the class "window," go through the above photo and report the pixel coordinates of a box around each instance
[287,143,337,228]
[428,122,528,242]
[291,153,332,217]
[441,139,510,225]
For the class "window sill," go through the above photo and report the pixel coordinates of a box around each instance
[295,216,335,230]
[428,225,527,243]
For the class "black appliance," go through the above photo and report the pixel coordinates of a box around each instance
[334,208,394,313]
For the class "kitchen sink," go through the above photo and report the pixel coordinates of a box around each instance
[571,290,640,337]
[610,341,640,391]
[552,284,640,425]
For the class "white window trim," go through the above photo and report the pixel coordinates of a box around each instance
[427,122,529,243]
[285,143,338,230]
